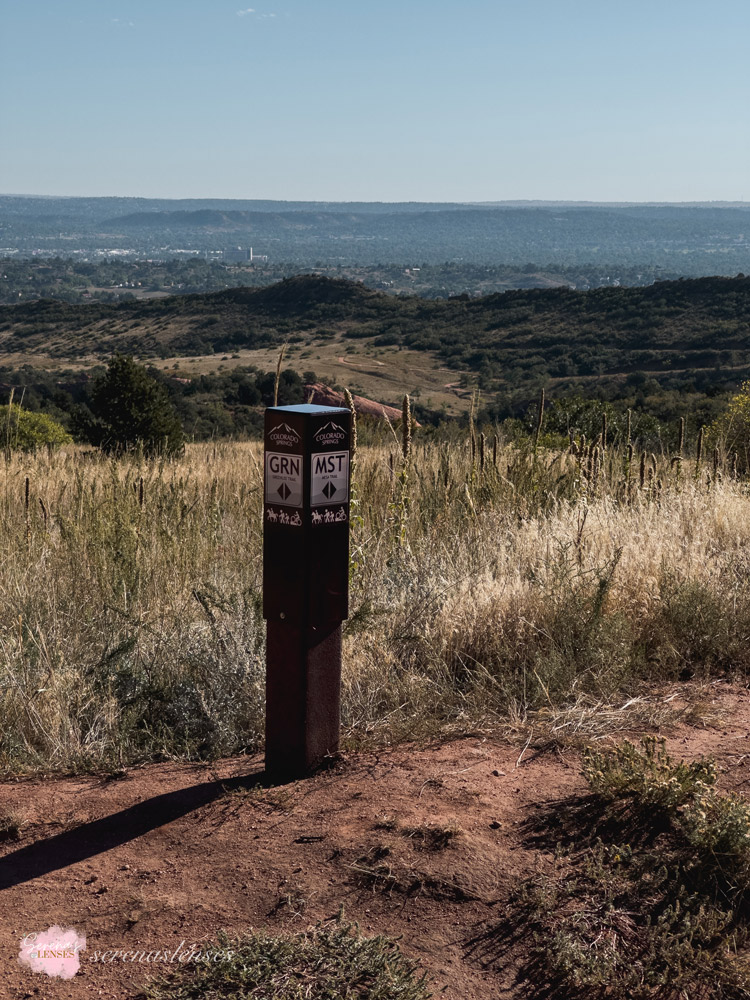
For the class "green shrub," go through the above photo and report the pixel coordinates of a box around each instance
[683,789,750,892]
[582,736,716,812]
[0,403,72,453]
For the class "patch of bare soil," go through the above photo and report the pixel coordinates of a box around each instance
[1,682,749,999]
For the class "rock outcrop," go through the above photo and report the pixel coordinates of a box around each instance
[304,382,419,424]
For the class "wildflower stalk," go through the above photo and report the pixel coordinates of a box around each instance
[532,388,545,458]
[344,388,364,576]
[272,342,287,407]
[675,416,685,480]
[397,394,412,545]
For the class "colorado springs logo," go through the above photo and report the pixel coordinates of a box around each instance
[314,422,347,446]
[268,423,301,448]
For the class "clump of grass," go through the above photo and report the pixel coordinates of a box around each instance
[0,810,24,841]
[268,882,309,919]
[351,844,477,902]
[351,857,477,903]
[372,815,461,850]
[142,921,431,1000]
[374,814,399,831]
[507,738,750,999]
[400,822,462,851]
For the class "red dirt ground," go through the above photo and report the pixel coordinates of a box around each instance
[2,682,749,999]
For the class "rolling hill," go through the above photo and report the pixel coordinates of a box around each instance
[1,274,749,396]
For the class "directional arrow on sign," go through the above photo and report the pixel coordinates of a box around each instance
[322,482,337,499]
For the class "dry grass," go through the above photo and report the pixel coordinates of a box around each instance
[0,443,266,772]
[0,435,747,773]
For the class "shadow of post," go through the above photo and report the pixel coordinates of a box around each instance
[0,769,268,891]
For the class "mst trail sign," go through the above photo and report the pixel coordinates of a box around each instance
[263,404,352,779]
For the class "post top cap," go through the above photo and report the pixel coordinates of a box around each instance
[267,404,350,415]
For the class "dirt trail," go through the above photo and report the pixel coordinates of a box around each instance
[1,682,749,999]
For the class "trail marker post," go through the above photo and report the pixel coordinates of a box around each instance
[263,404,351,779]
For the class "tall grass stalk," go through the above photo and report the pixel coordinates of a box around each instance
[272,343,287,407]
[532,388,545,457]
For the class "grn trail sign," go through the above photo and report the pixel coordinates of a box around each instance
[265,452,303,507]
[262,404,351,779]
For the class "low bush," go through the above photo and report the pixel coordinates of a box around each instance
[143,921,431,1000]
[509,738,750,999]
[0,403,71,453]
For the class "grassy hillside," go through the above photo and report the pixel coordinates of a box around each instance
[1,274,750,399]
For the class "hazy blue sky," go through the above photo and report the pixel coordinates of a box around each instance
[2,0,748,201]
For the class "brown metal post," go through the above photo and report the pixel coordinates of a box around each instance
[262,404,351,780]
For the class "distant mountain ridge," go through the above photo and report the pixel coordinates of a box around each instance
[4,195,750,216]
[102,209,387,229]
[4,196,750,274]
[103,206,750,231]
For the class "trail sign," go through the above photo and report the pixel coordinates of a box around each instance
[311,451,349,507]
[262,404,352,780]
[265,452,303,507]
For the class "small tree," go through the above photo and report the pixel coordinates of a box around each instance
[709,380,750,472]
[86,355,183,455]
